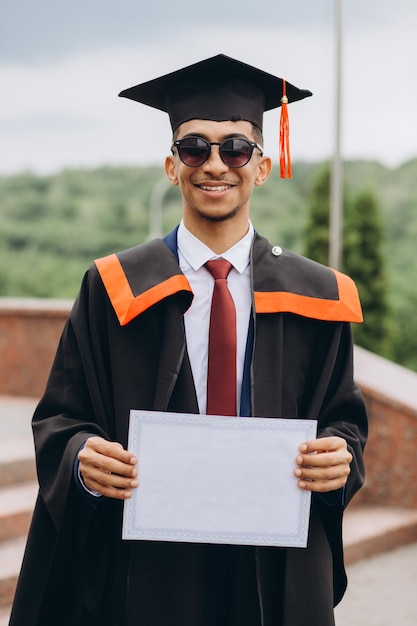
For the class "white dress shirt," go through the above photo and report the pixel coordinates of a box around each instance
[177,220,253,415]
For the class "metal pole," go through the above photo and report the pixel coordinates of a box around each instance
[149,175,171,240]
[329,0,343,269]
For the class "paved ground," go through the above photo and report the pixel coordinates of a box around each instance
[335,541,417,625]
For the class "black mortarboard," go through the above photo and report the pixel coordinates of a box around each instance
[119,54,312,177]
[119,53,311,131]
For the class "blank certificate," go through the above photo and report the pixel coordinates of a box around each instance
[123,411,317,547]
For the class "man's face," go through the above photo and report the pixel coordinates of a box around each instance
[165,119,271,227]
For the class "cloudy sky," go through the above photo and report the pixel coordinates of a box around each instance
[1,0,416,174]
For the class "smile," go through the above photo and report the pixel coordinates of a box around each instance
[197,184,234,192]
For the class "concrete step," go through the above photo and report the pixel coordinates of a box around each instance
[0,440,36,488]
[0,606,11,626]
[343,505,417,564]
[0,536,26,609]
[0,482,38,542]
[0,481,37,613]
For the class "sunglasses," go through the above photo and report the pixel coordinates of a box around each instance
[171,136,263,168]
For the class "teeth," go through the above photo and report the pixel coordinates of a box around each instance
[200,185,231,192]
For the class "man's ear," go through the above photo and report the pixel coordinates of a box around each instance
[165,156,179,185]
[255,156,272,186]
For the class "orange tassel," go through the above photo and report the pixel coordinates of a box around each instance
[279,80,292,179]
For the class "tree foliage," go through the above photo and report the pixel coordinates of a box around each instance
[303,163,391,361]
[303,163,332,265]
[343,189,390,356]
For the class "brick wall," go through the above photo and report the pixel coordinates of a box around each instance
[353,347,417,510]
[354,392,417,509]
[0,298,71,397]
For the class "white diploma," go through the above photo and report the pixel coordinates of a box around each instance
[123,410,317,547]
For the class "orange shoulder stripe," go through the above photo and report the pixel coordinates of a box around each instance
[254,269,363,323]
[95,254,192,326]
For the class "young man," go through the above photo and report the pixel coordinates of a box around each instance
[10,55,367,626]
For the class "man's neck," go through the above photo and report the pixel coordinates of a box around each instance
[183,215,250,255]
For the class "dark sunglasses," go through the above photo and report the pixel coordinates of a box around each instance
[171,136,263,168]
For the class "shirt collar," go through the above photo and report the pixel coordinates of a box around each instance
[177,220,254,274]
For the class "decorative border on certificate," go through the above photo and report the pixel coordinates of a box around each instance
[123,411,317,547]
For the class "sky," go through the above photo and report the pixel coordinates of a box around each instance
[1,0,416,174]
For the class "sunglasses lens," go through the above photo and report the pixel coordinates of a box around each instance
[220,139,252,167]
[175,137,257,168]
[177,137,210,167]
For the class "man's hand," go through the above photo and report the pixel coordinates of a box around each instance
[78,436,138,500]
[294,436,352,493]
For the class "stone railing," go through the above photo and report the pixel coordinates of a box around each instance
[0,297,72,397]
[353,346,417,510]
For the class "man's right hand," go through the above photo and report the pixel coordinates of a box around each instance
[78,436,138,500]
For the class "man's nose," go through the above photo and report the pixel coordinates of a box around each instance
[201,145,229,175]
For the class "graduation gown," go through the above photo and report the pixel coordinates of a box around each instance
[9,231,367,626]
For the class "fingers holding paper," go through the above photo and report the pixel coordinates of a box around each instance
[294,436,352,493]
[78,436,139,499]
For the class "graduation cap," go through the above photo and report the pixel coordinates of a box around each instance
[119,54,312,178]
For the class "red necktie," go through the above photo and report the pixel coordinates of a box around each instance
[205,259,237,416]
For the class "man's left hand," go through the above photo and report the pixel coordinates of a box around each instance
[294,436,352,493]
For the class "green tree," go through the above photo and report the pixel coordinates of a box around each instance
[389,287,417,371]
[303,166,391,358]
[303,163,331,265]
[343,189,390,356]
